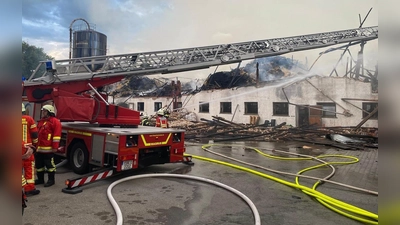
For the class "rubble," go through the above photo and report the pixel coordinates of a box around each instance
[168,114,378,150]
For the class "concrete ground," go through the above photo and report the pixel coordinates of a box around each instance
[22,140,378,225]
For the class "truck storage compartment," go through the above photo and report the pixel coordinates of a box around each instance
[138,146,170,168]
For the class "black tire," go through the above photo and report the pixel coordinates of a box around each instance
[69,142,90,175]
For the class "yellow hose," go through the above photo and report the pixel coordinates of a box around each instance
[184,143,378,224]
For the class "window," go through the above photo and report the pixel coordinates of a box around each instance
[220,102,232,114]
[362,102,378,119]
[245,102,258,114]
[316,103,336,118]
[137,102,144,111]
[199,102,209,113]
[273,102,289,116]
[154,102,162,111]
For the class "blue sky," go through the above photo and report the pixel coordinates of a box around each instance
[22,0,378,79]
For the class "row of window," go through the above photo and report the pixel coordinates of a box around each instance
[130,102,162,112]
[129,101,378,119]
[200,101,378,119]
[201,102,290,115]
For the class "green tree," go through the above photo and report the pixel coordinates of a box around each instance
[22,41,54,79]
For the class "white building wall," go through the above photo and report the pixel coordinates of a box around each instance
[117,76,378,128]
[111,96,174,116]
[283,76,378,127]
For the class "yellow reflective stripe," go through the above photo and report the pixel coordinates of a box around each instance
[47,158,56,172]
[22,125,27,142]
[37,149,53,153]
[47,134,51,140]
[36,167,45,172]
[53,136,61,140]
[32,139,38,143]
[38,146,52,150]
[22,175,27,186]
[25,161,36,184]
[68,130,92,136]
[30,124,37,129]
[140,133,172,147]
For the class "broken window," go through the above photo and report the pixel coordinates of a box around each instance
[245,102,258,114]
[317,102,336,118]
[362,102,378,119]
[273,102,289,116]
[220,102,232,114]
[199,102,209,113]
[154,102,162,112]
[137,102,144,111]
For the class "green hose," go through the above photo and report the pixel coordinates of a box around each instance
[184,143,378,224]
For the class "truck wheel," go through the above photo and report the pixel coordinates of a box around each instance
[69,142,90,175]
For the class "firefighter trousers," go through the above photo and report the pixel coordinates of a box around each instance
[22,158,36,192]
[35,152,56,173]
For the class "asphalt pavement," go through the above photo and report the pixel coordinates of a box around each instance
[22,140,378,225]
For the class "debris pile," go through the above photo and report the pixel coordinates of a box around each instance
[169,115,378,150]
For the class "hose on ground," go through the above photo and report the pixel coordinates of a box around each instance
[202,144,377,195]
[107,173,261,225]
[185,143,378,225]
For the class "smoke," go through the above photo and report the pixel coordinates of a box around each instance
[243,56,307,82]
[181,79,204,93]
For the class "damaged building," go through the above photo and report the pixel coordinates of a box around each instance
[112,56,378,129]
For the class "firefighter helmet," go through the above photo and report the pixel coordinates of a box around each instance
[22,103,26,112]
[157,109,164,116]
[41,104,55,114]
[164,111,170,118]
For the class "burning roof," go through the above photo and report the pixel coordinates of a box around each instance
[110,56,306,97]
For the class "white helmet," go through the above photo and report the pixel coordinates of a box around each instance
[22,103,26,112]
[157,109,164,116]
[42,104,55,114]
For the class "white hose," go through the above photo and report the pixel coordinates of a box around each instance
[107,173,261,225]
[55,159,68,168]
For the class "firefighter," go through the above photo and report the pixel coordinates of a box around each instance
[22,141,35,215]
[164,110,170,128]
[141,116,151,126]
[164,110,170,119]
[22,103,40,196]
[155,109,168,128]
[35,104,62,187]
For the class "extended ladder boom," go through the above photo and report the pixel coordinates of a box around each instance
[25,26,377,86]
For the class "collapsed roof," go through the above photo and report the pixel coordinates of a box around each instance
[110,56,307,97]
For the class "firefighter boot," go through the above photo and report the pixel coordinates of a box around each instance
[35,172,45,185]
[44,172,55,187]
